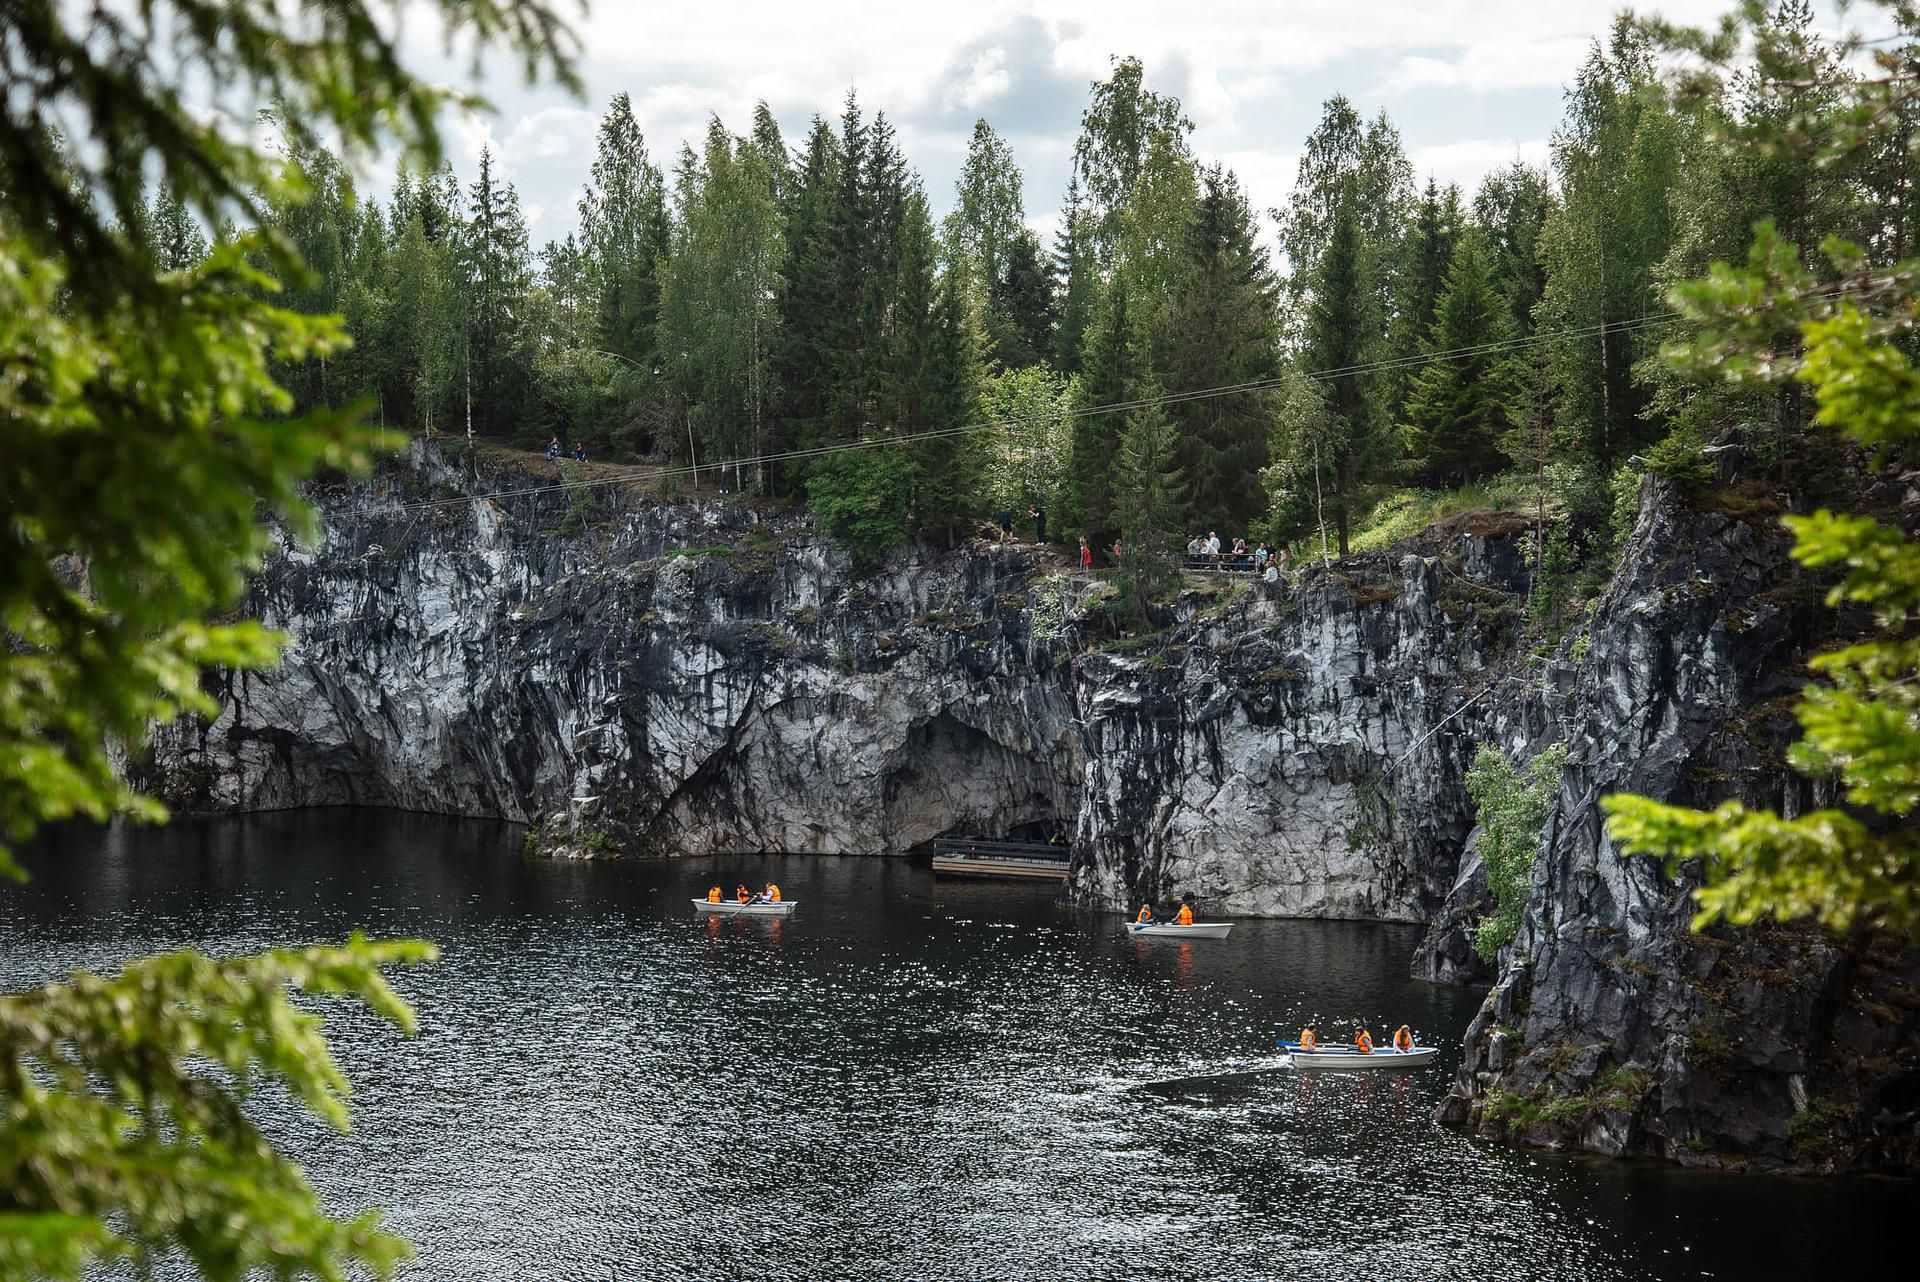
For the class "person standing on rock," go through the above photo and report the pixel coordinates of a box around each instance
[999,505,1014,543]
[1031,504,1047,546]
[1079,536,1093,570]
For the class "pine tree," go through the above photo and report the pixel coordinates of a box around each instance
[1158,163,1278,534]
[461,146,534,440]
[1403,230,1524,483]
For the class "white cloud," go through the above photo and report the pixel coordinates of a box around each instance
[1410,138,1552,192]
[1393,40,1595,92]
[948,47,1013,112]
[377,0,1765,242]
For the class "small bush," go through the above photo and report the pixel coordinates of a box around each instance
[1468,743,1569,960]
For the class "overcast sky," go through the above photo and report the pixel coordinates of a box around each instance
[395,0,1751,248]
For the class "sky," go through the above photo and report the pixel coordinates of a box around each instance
[393,0,1751,249]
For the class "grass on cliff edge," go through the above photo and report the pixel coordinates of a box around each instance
[1286,471,1550,562]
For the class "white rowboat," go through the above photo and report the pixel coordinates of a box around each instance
[692,899,797,917]
[1123,921,1233,939]
[1278,1041,1437,1069]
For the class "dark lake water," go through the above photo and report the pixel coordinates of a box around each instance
[4,810,1912,1280]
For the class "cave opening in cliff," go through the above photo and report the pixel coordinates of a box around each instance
[884,711,1068,853]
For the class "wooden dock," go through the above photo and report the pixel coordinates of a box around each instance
[930,837,1071,881]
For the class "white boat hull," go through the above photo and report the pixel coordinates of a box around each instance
[693,899,796,917]
[1123,922,1233,939]
[1282,1045,1437,1069]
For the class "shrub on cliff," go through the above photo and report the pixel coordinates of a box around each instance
[1468,744,1570,960]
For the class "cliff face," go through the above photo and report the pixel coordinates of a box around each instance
[1436,475,1920,1174]
[140,441,1920,1173]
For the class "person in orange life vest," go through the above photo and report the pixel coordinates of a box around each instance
[1354,1025,1375,1053]
[1393,1024,1414,1052]
[1175,900,1195,925]
[1299,1024,1319,1052]
[735,884,752,904]
[706,886,722,903]
[764,882,782,903]
[1135,904,1155,925]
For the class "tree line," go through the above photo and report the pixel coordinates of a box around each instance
[145,3,1915,578]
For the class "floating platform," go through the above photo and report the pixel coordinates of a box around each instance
[930,837,1070,881]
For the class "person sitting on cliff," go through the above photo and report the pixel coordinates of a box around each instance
[735,884,753,904]
[1393,1024,1414,1053]
[1135,904,1155,926]
[763,882,782,903]
[1175,899,1195,925]
[546,435,562,461]
[1299,1024,1319,1052]
[707,885,722,903]
[1353,1025,1375,1054]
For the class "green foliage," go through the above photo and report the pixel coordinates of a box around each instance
[1297,178,1392,555]
[1604,1,1920,938]
[1112,384,1186,624]
[1468,744,1570,960]
[660,114,785,483]
[1158,164,1280,533]
[1069,56,1194,270]
[982,364,1075,516]
[0,0,572,1273]
[0,938,436,1281]
[1534,17,1692,471]
[807,448,917,567]
[1402,230,1527,483]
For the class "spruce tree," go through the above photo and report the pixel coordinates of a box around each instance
[1158,164,1279,534]
[1403,231,1524,484]
[912,271,986,543]
[1072,274,1138,541]
[1299,179,1387,557]
[1113,376,1185,623]
[462,145,534,439]
[1393,177,1463,366]
[987,228,1056,369]
[1052,177,1096,374]
[1472,161,1553,336]
[579,91,670,447]
[769,116,842,492]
